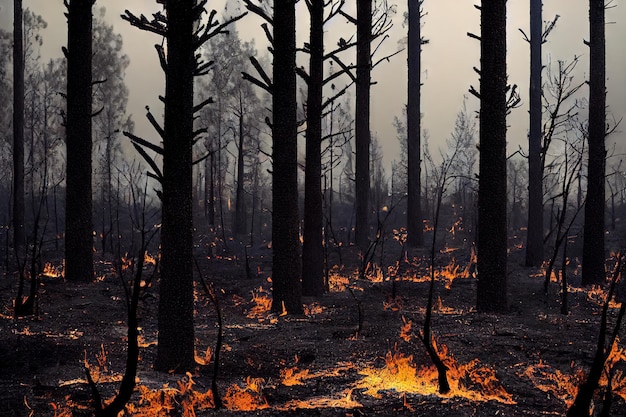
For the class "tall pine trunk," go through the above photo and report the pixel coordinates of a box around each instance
[355,0,372,250]
[302,0,325,297]
[476,0,508,313]
[525,0,544,267]
[234,98,247,236]
[13,0,25,250]
[271,0,303,314]
[581,0,606,286]
[406,0,423,247]
[154,0,196,372]
[65,0,95,282]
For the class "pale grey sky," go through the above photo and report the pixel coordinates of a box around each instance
[1,0,625,170]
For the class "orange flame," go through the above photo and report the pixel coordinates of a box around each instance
[519,360,583,407]
[222,376,269,411]
[247,286,272,320]
[355,345,515,404]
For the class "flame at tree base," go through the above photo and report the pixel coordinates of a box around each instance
[355,346,515,404]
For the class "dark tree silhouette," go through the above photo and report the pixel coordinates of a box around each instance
[122,0,244,372]
[64,0,95,282]
[525,0,543,267]
[271,0,303,313]
[355,0,372,251]
[475,0,508,312]
[12,0,25,250]
[302,0,325,297]
[406,0,426,248]
[581,0,607,286]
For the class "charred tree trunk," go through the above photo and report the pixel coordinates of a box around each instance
[581,0,606,286]
[525,0,544,267]
[406,0,423,247]
[234,101,247,236]
[123,0,245,371]
[476,0,508,312]
[355,0,372,251]
[13,0,25,250]
[65,0,95,282]
[154,0,196,373]
[302,0,325,297]
[271,0,303,314]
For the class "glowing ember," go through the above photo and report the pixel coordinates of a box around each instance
[222,376,269,411]
[519,360,584,407]
[383,296,404,311]
[303,302,324,316]
[434,296,464,315]
[128,373,215,416]
[280,389,362,410]
[144,251,157,266]
[280,366,311,386]
[435,257,475,290]
[195,345,212,366]
[50,395,84,416]
[400,316,413,343]
[247,286,272,320]
[42,262,63,278]
[328,268,350,292]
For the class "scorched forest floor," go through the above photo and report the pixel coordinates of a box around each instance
[1,229,625,416]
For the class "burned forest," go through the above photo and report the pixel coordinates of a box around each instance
[3,1,626,416]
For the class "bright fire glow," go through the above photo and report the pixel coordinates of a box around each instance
[519,360,584,407]
[355,345,515,404]
[279,389,362,410]
[222,376,269,411]
[246,286,272,320]
[144,252,157,266]
[42,262,63,278]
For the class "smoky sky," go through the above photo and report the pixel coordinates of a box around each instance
[1,0,625,169]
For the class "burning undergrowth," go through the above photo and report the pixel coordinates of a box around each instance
[352,339,514,405]
[4,244,626,416]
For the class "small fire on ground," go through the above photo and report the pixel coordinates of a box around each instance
[354,343,515,404]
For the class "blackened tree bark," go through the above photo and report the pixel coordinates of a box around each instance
[581,0,606,286]
[13,0,25,249]
[123,0,243,372]
[525,0,543,267]
[302,0,325,297]
[154,0,196,373]
[65,0,95,282]
[355,0,372,251]
[476,0,508,312]
[234,94,247,236]
[406,0,424,247]
[271,0,303,313]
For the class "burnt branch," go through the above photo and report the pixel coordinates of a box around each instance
[121,10,166,37]
[243,0,273,25]
[261,23,274,47]
[195,12,247,49]
[242,72,272,95]
[193,97,214,114]
[194,59,215,77]
[146,108,166,141]
[155,44,167,72]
